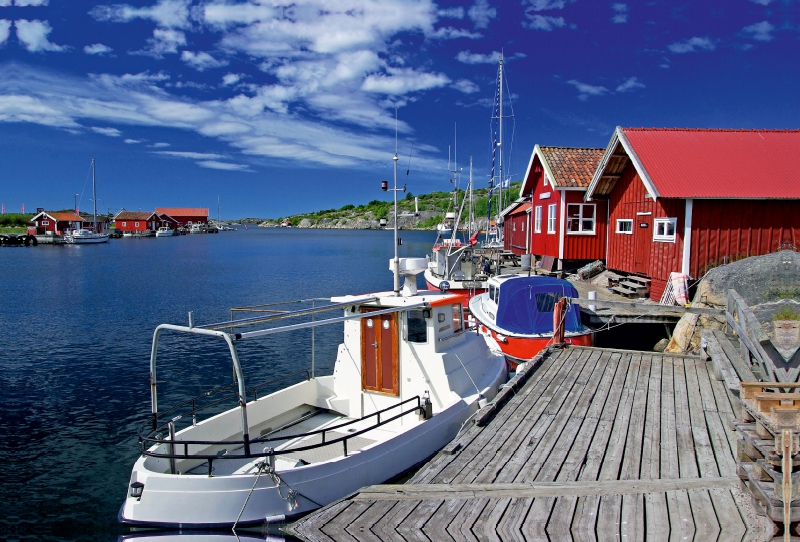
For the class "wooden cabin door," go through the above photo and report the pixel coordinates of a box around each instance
[634,216,650,275]
[360,309,399,396]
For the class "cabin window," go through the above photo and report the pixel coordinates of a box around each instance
[489,284,499,303]
[616,219,633,234]
[534,206,542,233]
[566,204,596,234]
[452,304,463,332]
[535,292,562,313]
[547,204,557,234]
[653,217,677,242]
[406,309,427,343]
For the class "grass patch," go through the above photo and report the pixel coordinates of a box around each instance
[773,306,800,321]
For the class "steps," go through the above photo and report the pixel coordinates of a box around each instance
[610,275,651,298]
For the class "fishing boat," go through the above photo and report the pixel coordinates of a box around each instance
[65,158,109,244]
[119,126,508,531]
[155,227,175,237]
[469,274,593,368]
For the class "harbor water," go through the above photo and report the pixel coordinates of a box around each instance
[0,227,434,541]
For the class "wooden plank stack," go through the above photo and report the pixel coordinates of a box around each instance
[734,381,800,539]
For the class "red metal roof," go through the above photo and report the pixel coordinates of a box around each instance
[540,147,605,188]
[156,207,209,217]
[622,128,800,199]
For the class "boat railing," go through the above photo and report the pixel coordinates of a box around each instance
[137,395,423,475]
[150,369,312,430]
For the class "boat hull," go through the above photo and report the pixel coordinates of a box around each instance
[66,235,109,244]
[119,380,504,528]
[482,326,593,368]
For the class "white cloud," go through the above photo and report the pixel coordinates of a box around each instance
[0,20,10,46]
[15,20,68,52]
[197,160,251,171]
[89,0,191,29]
[611,3,628,24]
[468,0,496,29]
[91,126,122,136]
[155,151,224,160]
[133,28,186,57]
[750,0,772,4]
[523,0,567,11]
[151,142,171,148]
[567,80,609,101]
[523,15,567,31]
[124,138,141,143]
[439,7,464,19]
[84,43,113,55]
[615,76,644,92]
[0,1,11,6]
[427,26,482,39]
[742,21,775,42]
[221,73,242,86]
[667,36,715,53]
[362,69,450,95]
[15,0,50,5]
[181,51,229,71]
[452,79,480,94]
[456,50,501,64]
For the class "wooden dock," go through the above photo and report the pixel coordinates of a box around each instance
[287,346,765,541]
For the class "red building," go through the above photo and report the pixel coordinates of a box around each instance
[156,213,180,231]
[585,127,800,300]
[512,145,606,271]
[28,210,85,235]
[502,200,531,254]
[155,208,209,227]
[115,211,159,233]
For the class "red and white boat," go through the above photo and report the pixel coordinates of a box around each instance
[469,274,594,368]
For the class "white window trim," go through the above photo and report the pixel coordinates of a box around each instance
[534,206,542,233]
[653,217,677,243]
[135,222,140,228]
[547,204,557,234]
[616,219,633,235]
[566,203,596,235]
[121,221,126,227]
[42,220,50,226]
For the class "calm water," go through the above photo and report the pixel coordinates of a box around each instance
[1,227,434,541]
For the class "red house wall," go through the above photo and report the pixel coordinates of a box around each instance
[504,210,529,255]
[170,215,207,226]
[606,164,685,299]
[690,199,800,277]
[117,219,153,232]
[562,190,607,261]
[527,165,560,258]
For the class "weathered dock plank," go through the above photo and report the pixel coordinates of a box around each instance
[289,346,754,542]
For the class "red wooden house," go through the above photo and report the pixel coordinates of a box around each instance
[512,145,606,271]
[585,127,800,300]
[502,200,531,254]
[115,210,159,233]
[156,213,180,231]
[155,208,209,227]
[28,210,84,235]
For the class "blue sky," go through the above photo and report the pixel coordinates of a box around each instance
[0,0,796,218]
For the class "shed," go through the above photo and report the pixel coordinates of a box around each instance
[501,199,531,254]
[586,127,800,300]
[155,208,209,226]
[115,210,159,233]
[517,145,606,270]
[28,210,84,235]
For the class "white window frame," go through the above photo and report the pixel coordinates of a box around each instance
[616,219,633,234]
[653,217,677,242]
[534,206,542,233]
[42,220,50,226]
[135,222,140,228]
[547,204,557,234]
[566,203,596,235]
[121,221,127,227]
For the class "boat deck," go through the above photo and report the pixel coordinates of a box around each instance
[288,346,766,541]
[186,409,399,476]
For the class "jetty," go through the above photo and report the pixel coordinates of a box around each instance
[288,344,765,541]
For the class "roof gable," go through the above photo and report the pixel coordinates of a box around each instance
[521,145,604,197]
[587,127,800,200]
[31,211,84,222]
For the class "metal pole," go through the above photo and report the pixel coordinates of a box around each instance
[223,335,251,456]
[92,158,97,233]
[393,111,400,295]
[149,328,162,423]
[311,299,315,378]
[498,55,504,216]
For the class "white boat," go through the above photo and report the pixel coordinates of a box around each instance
[155,227,175,237]
[189,223,206,234]
[65,158,109,245]
[119,258,507,529]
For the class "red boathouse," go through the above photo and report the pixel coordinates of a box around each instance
[155,208,209,227]
[115,211,159,234]
[586,127,800,300]
[29,210,85,235]
[513,145,606,271]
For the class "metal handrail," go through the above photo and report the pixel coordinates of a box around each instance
[138,396,422,466]
[150,370,311,432]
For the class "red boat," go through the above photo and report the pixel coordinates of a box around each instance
[469,275,593,368]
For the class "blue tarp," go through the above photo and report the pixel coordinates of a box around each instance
[494,277,584,335]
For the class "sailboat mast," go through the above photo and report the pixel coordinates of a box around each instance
[498,54,504,218]
[469,157,474,236]
[92,157,97,232]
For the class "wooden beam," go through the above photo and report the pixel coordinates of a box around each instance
[352,477,740,501]
[569,298,726,316]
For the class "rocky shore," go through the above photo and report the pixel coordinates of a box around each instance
[258,210,491,231]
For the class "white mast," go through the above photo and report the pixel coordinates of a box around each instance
[92,157,97,232]
[498,53,504,220]
[393,111,400,295]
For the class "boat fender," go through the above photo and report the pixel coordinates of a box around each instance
[420,391,433,420]
[264,514,286,524]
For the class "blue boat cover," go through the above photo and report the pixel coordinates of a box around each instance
[495,277,584,335]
